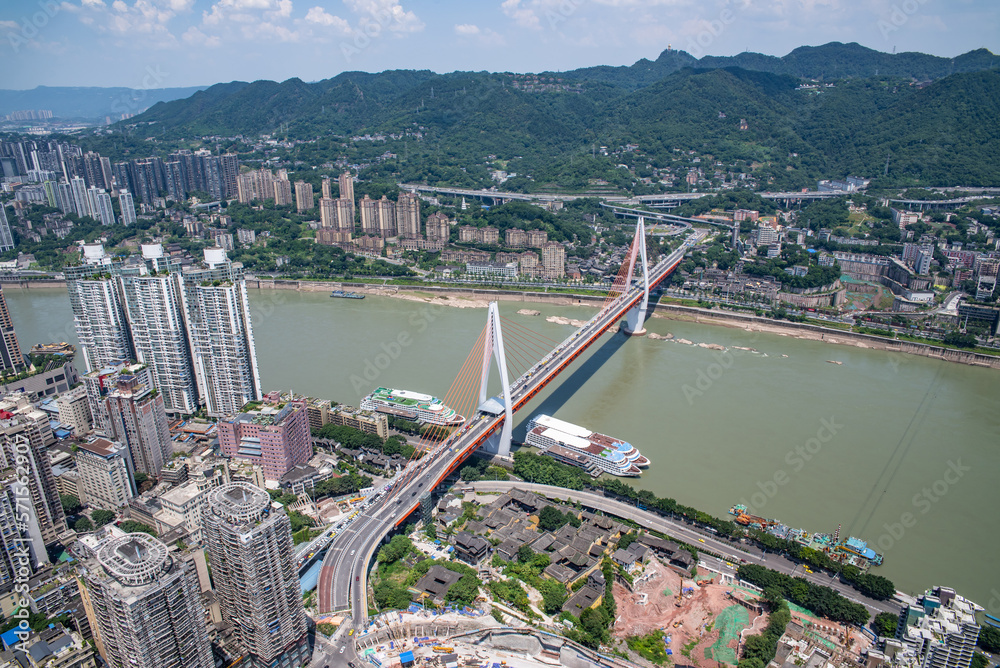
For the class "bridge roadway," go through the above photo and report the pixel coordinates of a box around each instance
[317,230,706,624]
[399,183,851,206]
[468,481,901,618]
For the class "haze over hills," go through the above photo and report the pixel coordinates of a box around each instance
[0,85,208,120]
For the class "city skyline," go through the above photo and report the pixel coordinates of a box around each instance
[0,0,997,89]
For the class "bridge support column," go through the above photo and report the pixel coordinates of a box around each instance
[621,216,650,336]
[478,302,513,456]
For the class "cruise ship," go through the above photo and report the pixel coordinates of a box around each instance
[525,414,649,477]
[360,388,465,426]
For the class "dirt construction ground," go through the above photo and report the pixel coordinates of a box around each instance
[613,560,767,667]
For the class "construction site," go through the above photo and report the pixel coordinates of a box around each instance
[612,559,871,667]
[612,559,767,665]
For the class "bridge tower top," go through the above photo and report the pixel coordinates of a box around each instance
[478,301,513,457]
[622,216,650,336]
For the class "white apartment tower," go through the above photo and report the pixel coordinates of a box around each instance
[65,244,132,373]
[118,190,136,225]
[204,483,310,667]
[119,244,199,414]
[182,248,262,416]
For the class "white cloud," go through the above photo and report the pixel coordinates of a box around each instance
[501,0,540,30]
[0,20,20,31]
[342,0,424,33]
[454,23,505,45]
[182,25,221,46]
[67,0,195,47]
[305,6,351,32]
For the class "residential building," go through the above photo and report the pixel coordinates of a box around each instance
[327,404,388,439]
[359,195,396,237]
[541,242,565,279]
[75,438,135,510]
[0,201,14,252]
[86,187,114,226]
[118,244,199,414]
[80,533,213,668]
[0,470,48,590]
[273,178,293,206]
[426,212,450,242]
[294,180,313,213]
[64,244,131,373]
[466,262,518,280]
[321,177,331,199]
[217,393,313,481]
[117,190,135,225]
[505,228,527,248]
[0,396,64,544]
[319,197,336,228]
[334,198,354,230]
[154,480,207,541]
[237,228,256,245]
[895,587,980,668]
[892,208,921,228]
[56,386,91,435]
[396,191,421,238]
[0,287,24,375]
[338,171,354,204]
[526,229,548,247]
[756,223,779,246]
[181,248,262,416]
[98,372,172,477]
[204,483,310,668]
[519,251,540,278]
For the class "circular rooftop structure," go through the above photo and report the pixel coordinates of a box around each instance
[96,533,171,586]
[208,482,271,523]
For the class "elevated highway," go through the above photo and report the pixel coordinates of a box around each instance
[317,229,706,624]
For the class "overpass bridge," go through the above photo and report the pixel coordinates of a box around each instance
[317,221,706,623]
[398,183,853,209]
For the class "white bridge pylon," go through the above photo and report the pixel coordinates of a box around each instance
[621,216,650,336]
[477,301,513,457]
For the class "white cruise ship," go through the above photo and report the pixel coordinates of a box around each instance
[360,387,465,426]
[525,414,648,477]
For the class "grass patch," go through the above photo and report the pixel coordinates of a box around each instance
[681,637,699,658]
[626,630,670,666]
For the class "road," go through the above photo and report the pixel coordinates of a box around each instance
[469,481,901,618]
[317,230,706,625]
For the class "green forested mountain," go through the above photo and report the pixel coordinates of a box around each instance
[125,43,1000,190]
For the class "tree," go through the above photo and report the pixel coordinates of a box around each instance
[516,545,535,564]
[72,516,93,532]
[971,653,988,668]
[855,573,896,601]
[119,520,157,536]
[538,505,569,531]
[378,535,413,565]
[60,495,82,516]
[536,579,568,614]
[460,465,481,482]
[978,626,1000,654]
[91,509,116,527]
[444,573,481,606]
[872,612,898,637]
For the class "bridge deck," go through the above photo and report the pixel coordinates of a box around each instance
[317,230,705,621]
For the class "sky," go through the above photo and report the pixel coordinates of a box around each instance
[1,0,998,89]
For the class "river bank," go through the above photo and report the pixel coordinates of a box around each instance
[650,304,1000,370]
[245,278,1000,370]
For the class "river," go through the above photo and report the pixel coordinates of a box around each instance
[5,287,998,608]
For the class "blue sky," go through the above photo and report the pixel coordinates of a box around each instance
[1,0,998,89]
